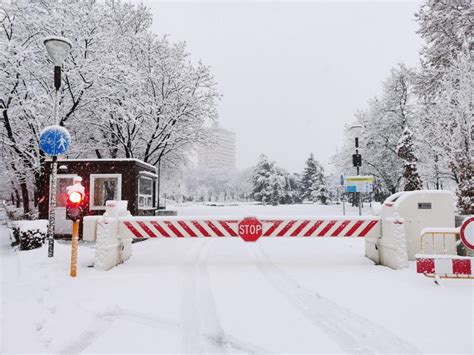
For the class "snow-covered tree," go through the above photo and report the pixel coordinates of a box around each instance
[334,64,419,197]
[269,171,286,206]
[251,155,297,205]
[415,0,473,213]
[300,153,326,202]
[283,173,302,204]
[312,183,330,205]
[415,0,472,98]
[252,154,276,204]
[397,127,423,191]
[0,0,219,213]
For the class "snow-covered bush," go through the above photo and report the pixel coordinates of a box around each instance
[10,227,46,250]
[10,220,48,251]
[6,206,38,221]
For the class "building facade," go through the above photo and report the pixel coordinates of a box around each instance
[199,127,236,170]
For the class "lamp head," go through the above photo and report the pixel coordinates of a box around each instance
[44,37,72,66]
[350,124,364,138]
[68,191,83,204]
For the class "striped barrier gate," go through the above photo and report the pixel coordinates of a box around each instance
[119,216,381,241]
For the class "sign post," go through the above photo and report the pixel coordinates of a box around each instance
[345,176,374,216]
[340,174,346,216]
[39,125,71,257]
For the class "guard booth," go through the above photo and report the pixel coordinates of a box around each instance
[39,159,158,237]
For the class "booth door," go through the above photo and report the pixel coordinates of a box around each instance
[50,174,77,235]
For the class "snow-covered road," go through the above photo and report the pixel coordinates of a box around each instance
[1,204,473,353]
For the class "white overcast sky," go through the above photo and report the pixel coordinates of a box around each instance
[140,0,424,173]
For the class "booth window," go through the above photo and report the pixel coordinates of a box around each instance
[90,174,122,210]
[138,176,154,209]
[50,175,77,207]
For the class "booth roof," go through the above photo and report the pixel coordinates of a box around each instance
[45,158,157,172]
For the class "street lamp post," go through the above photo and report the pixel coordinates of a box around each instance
[44,37,72,257]
[350,124,363,216]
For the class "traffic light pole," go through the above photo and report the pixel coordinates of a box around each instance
[355,137,362,216]
[70,220,79,277]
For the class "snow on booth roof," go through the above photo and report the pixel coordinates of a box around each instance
[44,158,157,171]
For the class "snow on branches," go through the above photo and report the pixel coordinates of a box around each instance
[334,1,473,211]
[300,153,328,204]
[397,127,423,191]
[0,0,220,213]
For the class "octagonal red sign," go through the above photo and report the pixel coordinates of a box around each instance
[238,217,263,242]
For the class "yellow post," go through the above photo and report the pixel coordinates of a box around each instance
[70,220,79,277]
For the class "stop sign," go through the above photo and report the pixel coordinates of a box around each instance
[238,217,263,242]
[460,216,474,250]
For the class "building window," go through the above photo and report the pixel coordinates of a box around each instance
[138,176,154,209]
[90,174,122,210]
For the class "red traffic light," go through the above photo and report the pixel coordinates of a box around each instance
[68,191,83,204]
[66,191,85,221]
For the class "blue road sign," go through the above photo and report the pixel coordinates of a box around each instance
[39,125,71,156]
[346,185,357,193]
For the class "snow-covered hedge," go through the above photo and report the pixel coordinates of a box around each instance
[10,220,48,251]
[5,205,38,221]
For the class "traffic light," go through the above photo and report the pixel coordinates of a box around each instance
[66,190,84,221]
[352,153,362,167]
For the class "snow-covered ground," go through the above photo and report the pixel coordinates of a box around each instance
[1,204,473,354]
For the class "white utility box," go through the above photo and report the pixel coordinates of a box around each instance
[365,190,457,269]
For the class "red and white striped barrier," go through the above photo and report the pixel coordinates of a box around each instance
[118,216,381,241]
[416,254,474,278]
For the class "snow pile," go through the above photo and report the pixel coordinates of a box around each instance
[390,213,409,269]
[94,201,132,271]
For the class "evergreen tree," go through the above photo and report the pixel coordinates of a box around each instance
[312,183,330,205]
[252,155,300,205]
[450,151,473,215]
[397,127,423,191]
[284,173,302,204]
[269,173,286,205]
[251,154,274,203]
[300,153,327,202]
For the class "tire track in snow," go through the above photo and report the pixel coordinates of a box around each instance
[180,241,207,352]
[61,305,264,353]
[251,244,420,354]
[59,310,117,354]
[180,240,265,353]
[195,241,227,353]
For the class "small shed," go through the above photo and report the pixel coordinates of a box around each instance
[39,158,158,237]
